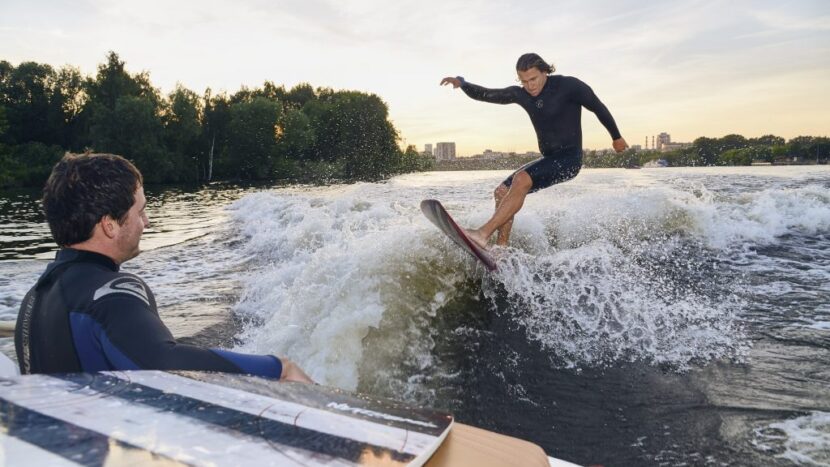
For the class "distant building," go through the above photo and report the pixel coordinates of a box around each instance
[477,149,509,159]
[435,142,456,161]
[661,142,691,151]
[654,132,691,152]
[656,132,671,151]
[423,144,433,156]
[470,149,541,159]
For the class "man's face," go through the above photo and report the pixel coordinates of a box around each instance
[115,185,149,263]
[517,67,547,97]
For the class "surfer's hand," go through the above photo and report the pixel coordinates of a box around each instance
[440,77,462,88]
[280,358,316,384]
[613,138,628,153]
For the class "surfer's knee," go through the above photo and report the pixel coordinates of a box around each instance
[513,171,533,193]
[494,184,509,200]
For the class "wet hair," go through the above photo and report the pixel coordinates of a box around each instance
[516,53,555,75]
[42,153,143,246]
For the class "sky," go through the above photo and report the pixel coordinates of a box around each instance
[1,0,828,156]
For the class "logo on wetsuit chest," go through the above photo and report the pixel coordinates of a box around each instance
[535,99,544,109]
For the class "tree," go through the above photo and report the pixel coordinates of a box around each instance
[226,96,283,179]
[104,95,169,182]
[691,137,717,165]
[285,83,316,110]
[278,109,314,161]
[303,91,401,180]
[0,103,8,144]
[718,134,748,153]
[750,134,785,147]
[1,61,57,145]
[86,52,158,110]
[259,81,288,102]
[52,66,87,150]
[719,148,753,166]
[399,144,434,172]
[201,89,232,181]
[85,52,170,182]
[164,85,202,181]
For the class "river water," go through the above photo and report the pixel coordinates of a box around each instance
[1,167,828,466]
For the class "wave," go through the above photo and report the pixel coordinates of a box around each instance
[226,170,829,390]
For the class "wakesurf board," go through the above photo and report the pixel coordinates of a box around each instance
[420,199,497,272]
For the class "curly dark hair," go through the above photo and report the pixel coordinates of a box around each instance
[516,53,555,75]
[42,153,143,247]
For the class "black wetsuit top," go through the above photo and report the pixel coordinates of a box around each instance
[459,75,621,157]
[15,248,283,377]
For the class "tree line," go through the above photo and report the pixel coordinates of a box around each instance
[584,134,829,168]
[0,52,433,189]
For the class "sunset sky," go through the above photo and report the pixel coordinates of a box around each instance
[2,0,828,156]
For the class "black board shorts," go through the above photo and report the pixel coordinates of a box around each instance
[502,147,582,193]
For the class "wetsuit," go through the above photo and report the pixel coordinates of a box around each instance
[458,75,621,192]
[15,248,283,378]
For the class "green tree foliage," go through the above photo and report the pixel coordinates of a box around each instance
[0,52,425,188]
[584,133,829,169]
[399,145,435,172]
[86,53,166,172]
[225,97,283,179]
[595,133,828,169]
[0,61,84,148]
[285,83,316,110]
[278,109,314,161]
[719,148,753,166]
[200,89,231,181]
[0,104,11,187]
[104,95,169,182]
[163,86,202,181]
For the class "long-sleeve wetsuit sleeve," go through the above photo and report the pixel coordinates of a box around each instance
[76,288,283,379]
[573,80,622,140]
[459,78,521,105]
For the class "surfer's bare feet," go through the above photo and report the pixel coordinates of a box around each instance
[465,228,489,249]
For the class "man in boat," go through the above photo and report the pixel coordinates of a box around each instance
[15,153,313,383]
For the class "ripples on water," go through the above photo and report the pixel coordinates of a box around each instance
[1,167,828,465]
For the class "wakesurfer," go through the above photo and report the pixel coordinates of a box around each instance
[441,53,627,248]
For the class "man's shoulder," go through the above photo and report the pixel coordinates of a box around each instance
[556,75,587,87]
[91,273,151,307]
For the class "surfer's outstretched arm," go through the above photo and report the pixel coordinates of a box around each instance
[441,76,520,105]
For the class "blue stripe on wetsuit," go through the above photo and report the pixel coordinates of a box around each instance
[70,312,140,372]
[209,349,283,379]
[70,310,283,378]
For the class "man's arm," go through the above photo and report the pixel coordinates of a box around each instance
[81,291,313,383]
[573,79,627,152]
[441,76,520,105]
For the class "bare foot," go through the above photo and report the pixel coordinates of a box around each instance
[464,228,489,250]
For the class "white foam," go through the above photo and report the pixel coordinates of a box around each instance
[754,411,830,465]
[228,187,470,389]
[490,239,747,370]
[227,169,830,387]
